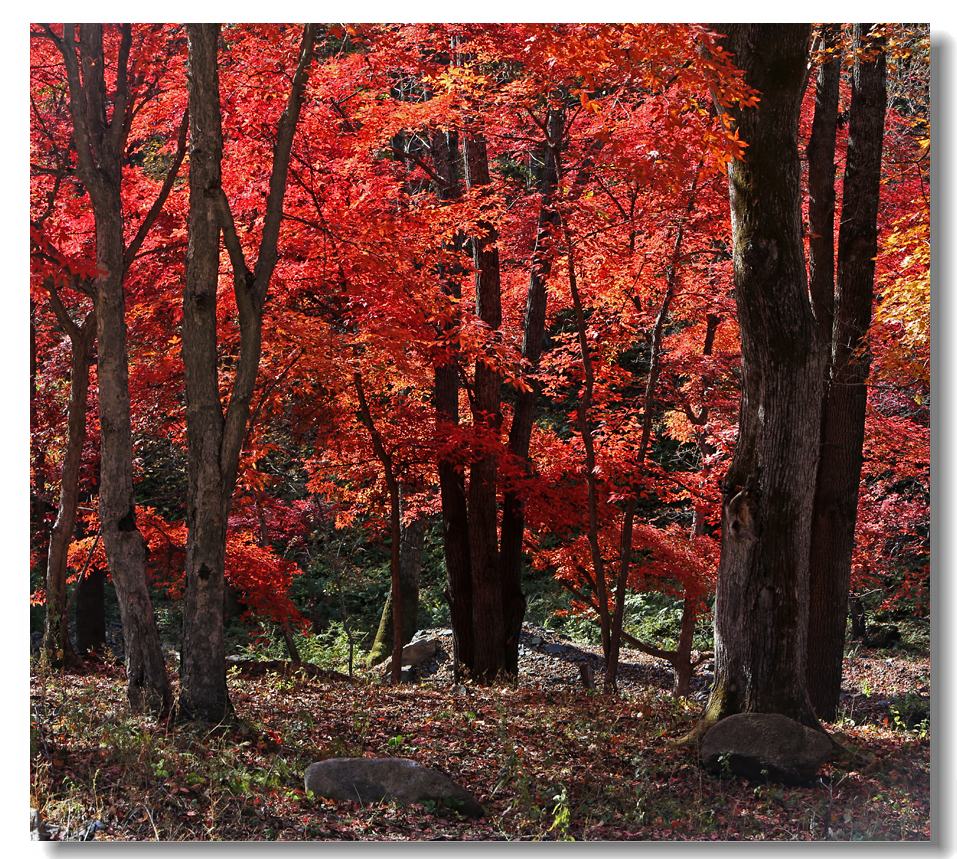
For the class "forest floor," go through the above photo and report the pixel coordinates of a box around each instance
[30,626,930,841]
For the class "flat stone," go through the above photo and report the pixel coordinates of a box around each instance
[304,757,485,818]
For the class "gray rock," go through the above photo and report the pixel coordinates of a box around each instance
[31,808,51,841]
[304,757,485,818]
[701,713,833,785]
[377,637,441,677]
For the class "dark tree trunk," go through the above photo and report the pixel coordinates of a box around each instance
[806,25,887,721]
[498,108,564,675]
[673,592,698,698]
[178,23,316,722]
[369,489,424,665]
[430,129,475,678]
[76,568,106,655]
[703,24,826,728]
[41,307,94,668]
[60,24,172,715]
[179,23,231,723]
[463,134,506,683]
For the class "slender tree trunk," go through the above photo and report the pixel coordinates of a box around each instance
[42,312,94,668]
[806,25,887,721]
[60,24,172,715]
[499,108,564,675]
[430,129,474,678]
[369,489,424,665]
[606,168,700,693]
[564,236,613,662]
[463,134,506,683]
[353,371,403,684]
[703,24,826,728]
[673,591,698,698]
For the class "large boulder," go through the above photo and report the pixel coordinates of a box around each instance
[700,713,833,785]
[304,757,485,818]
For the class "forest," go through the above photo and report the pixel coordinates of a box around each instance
[29,22,930,841]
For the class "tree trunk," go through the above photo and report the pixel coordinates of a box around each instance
[463,134,506,683]
[430,129,474,679]
[353,371,404,684]
[673,593,698,698]
[369,490,424,665]
[806,25,887,721]
[96,202,172,715]
[60,24,172,715]
[606,167,700,693]
[179,23,231,723]
[41,312,94,668]
[76,568,106,656]
[498,108,564,675]
[564,235,613,666]
[178,22,316,722]
[703,24,825,728]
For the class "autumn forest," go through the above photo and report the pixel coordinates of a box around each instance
[29,23,930,841]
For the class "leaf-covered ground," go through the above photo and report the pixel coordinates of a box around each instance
[30,645,930,841]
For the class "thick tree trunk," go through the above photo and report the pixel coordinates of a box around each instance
[41,313,94,668]
[703,24,825,728]
[463,134,506,683]
[178,22,316,721]
[431,129,474,678]
[369,491,424,665]
[75,568,107,656]
[806,25,887,721]
[60,24,172,715]
[96,202,172,715]
[498,108,564,675]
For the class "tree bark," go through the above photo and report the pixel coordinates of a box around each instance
[353,371,404,684]
[41,301,94,668]
[498,108,564,675]
[179,23,232,722]
[368,488,424,665]
[463,133,506,683]
[806,24,887,721]
[430,129,475,679]
[673,591,698,698]
[703,24,826,728]
[76,568,107,655]
[60,24,172,715]
[179,23,316,722]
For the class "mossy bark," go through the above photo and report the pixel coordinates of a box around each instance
[704,24,824,728]
[368,499,425,666]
